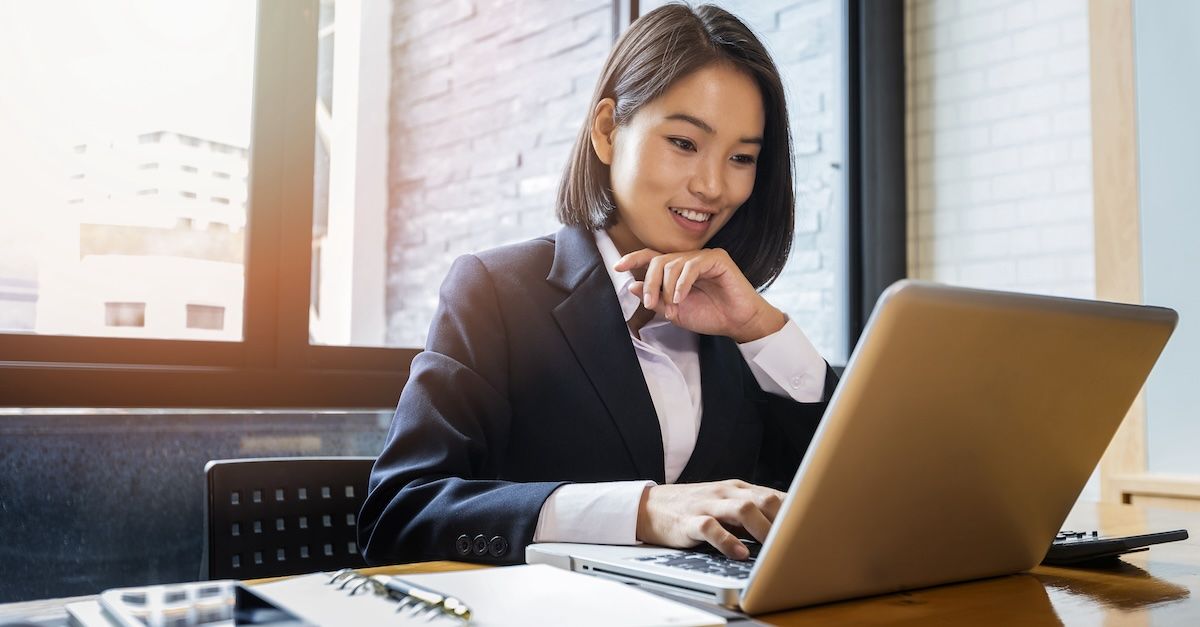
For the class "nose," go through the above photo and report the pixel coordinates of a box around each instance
[687,155,724,202]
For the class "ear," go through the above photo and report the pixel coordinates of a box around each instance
[589,98,618,166]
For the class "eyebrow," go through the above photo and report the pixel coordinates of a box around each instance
[664,113,763,145]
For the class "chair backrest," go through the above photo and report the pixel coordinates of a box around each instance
[203,456,375,580]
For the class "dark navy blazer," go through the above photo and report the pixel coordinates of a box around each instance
[358,224,838,565]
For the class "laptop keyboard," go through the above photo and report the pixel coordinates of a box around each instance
[631,544,760,580]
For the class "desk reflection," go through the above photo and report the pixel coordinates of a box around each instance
[764,573,1062,626]
[1038,559,1190,616]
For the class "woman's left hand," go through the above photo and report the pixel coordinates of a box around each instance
[615,247,786,343]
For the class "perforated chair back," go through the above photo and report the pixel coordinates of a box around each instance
[203,456,375,580]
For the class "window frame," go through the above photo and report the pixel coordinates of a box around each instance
[0,0,903,408]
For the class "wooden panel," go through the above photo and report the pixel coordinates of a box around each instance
[1090,0,1148,501]
[1111,473,1200,499]
[1130,495,1200,513]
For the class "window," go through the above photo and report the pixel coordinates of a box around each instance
[186,304,225,330]
[105,302,146,328]
[0,1,254,344]
[0,0,901,407]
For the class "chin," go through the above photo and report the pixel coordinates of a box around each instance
[650,236,705,253]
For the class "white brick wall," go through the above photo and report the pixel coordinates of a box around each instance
[905,0,1094,300]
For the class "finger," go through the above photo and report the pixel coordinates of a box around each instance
[628,281,644,298]
[717,499,773,545]
[674,257,704,304]
[613,248,661,272]
[642,255,669,310]
[755,489,786,522]
[661,257,685,309]
[690,516,749,560]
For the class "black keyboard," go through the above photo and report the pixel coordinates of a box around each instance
[631,541,762,580]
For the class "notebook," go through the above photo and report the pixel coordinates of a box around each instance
[527,280,1178,614]
[67,565,724,627]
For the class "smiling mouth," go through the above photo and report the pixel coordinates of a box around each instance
[669,207,713,223]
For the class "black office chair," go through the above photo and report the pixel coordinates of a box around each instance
[202,456,376,580]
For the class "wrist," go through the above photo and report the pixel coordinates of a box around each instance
[635,484,653,542]
[733,305,787,344]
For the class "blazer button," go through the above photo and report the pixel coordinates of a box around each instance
[472,534,489,556]
[455,534,471,556]
[488,536,508,558]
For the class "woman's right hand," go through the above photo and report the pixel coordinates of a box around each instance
[636,479,785,560]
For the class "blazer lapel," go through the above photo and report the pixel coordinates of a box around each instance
[677,333,746,483]
[548,226,666,484]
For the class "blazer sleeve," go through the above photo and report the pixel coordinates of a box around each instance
[754,363,840,491]
[357,254,566,565]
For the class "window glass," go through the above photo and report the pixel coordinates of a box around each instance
[0,1,256,341]
[308,0,615,347]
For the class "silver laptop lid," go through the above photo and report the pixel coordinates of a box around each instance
[741,280,1177,614]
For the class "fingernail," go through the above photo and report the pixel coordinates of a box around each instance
[672,291,681,304]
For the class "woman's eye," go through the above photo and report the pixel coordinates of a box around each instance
[667,137,696,151]
[732,154,757,165]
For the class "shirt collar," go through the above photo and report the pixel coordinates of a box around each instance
[593,228,642,323]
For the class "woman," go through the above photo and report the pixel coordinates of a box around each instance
[359,3,837,566]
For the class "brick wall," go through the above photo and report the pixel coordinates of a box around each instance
[385,0,613,347]
[386,0,843,360]
[905,0,1094,299]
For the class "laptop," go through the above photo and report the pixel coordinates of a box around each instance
[526,280,1177,615]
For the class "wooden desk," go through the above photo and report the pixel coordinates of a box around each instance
[353,501,1200,626]
[2,501,1197,626]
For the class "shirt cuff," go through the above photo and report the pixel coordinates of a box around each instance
[737,317,828,403]
[532,480,656,545]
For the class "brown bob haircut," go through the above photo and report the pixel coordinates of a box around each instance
[556,3,795,290]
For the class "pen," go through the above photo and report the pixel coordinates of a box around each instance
[373,574,472,623]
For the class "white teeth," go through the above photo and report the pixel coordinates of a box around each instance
[670,207,711,223]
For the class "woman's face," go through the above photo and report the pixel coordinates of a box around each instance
[591,63,765,256]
